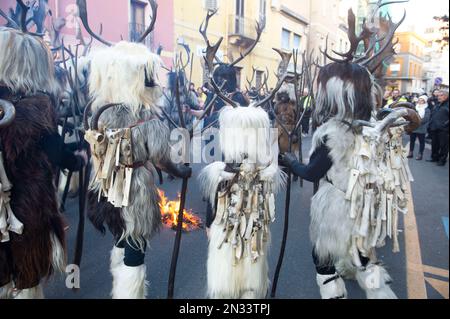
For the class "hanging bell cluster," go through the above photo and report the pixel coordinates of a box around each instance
[214,165,276,265]
[345,125,412,267]
[84,127,135,208]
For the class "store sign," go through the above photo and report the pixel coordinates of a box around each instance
[390,64,401,72]
[435,77,443,85]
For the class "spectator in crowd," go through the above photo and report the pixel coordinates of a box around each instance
[408,95,431,160]
[300,87,313,136]
[427,90,449,166]
[384,88,408,108]
[189,82,198,97]
[428,89,440,112]
[248,86,259,101]
[197,86,207,107]
[382,88,392,106]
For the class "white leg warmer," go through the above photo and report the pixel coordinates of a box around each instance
[356,264,397,299]
[316,273,347,299]
[207,224,269,299]
[110,246,147,299]
[13,284,44,299]
[0,282,13,299]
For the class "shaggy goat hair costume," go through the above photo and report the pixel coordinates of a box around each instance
[294,61,417,299]
[0,27,65,299]
[85,41,189,299]
[199,105,286,299]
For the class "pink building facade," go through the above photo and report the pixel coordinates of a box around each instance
[0,0,174,68]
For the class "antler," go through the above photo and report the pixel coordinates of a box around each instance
[246,66,269,92]
[176,43,191,72]
[254,48,292,108]
[16,0,28,33]
[229,19,265,67]
[321,1,408,65]
[137,0,158,43]
[360,10,406,73]
[321,9,374,63]
[76,0,113,46]
[0,8,20,29]
[199,9,217,47]
[199,10,238,107]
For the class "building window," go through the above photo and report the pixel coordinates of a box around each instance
[293,33,301,50]
[255,70,264,88]
[235,67,242,89]
[236,0,244,17]
[259,0,266,21]
[130,0,146,42]
[204,0,218,11]
[282,28,291,50]
[234,0,245,34]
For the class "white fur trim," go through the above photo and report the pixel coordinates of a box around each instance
[198,162,235,205]
[51,232,66,273]
[88,41,163,117]
[356,264,397,299]
[0,282,13,299]
[316,273,347,299]
[219,105,272,165]
[207,223,270,299]
[13,285,44,299]
[111,262,147,299]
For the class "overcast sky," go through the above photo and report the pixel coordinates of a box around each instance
[391,0,450,34]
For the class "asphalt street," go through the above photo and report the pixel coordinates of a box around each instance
[44,135,449,299]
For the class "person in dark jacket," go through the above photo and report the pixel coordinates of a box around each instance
[408,95,431,160]
[427,90,449,166]
[428,89,440,112]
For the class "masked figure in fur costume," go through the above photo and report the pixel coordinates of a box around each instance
[84,41,191,299]
[280,7,420,299]
[199,105,285,299]
[274,83,300,158]
[0,27,87,299]
[76,0,190,299]
[197,9,289,298]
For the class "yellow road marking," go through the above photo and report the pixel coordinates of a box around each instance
[404,182,427,299]
[423,265,449,279]
[424,276,449,299]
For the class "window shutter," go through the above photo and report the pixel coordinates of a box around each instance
[204,0,218,11]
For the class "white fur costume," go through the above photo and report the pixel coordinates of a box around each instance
[199,105,285,299]
[310,115,412,299]
[86,42,170,299]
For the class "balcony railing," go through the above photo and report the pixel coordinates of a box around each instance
[129,22,153,48]
[228,15,258,46]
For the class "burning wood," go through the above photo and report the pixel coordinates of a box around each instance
[158,189,202,231]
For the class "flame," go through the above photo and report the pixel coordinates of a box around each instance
[158,189,202,231]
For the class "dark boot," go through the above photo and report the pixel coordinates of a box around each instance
[415,153,423,160]
[407,151,413,158]
[437,160,447,166]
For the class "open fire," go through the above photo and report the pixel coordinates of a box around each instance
[158,189,202,231]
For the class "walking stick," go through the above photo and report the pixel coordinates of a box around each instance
[271,49,318,297]
[167,50,192,299]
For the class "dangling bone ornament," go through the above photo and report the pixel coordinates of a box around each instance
[0,99,24,242]
[345,107,420,265]
[83,103,138,208]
